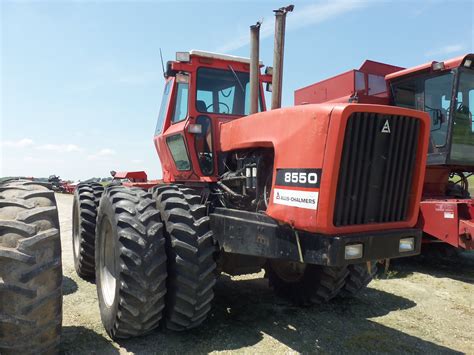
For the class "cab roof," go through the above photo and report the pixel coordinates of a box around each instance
[189,50,264,65]
[385,54,472,82]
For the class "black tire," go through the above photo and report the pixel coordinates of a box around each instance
[72,183,104,279]
[340,262,377,297]
[95,186,167,339]
[152,185,217,331]
[265,260,348,306]
[0,180,62,354]
[421,243,459,259]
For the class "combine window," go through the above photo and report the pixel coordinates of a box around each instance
[196,67,261,116]
[451,70,474,163]
[391,72,454,147]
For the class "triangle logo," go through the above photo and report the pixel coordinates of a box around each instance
[381,120,391,134]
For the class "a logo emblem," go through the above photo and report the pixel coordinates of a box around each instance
[381,120,391,133]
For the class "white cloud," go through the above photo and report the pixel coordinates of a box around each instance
[216,0,369,53]
[425,44,465,57]
[1,138,34,148]
[98,148,115,156]
[36,144,82,152]
[87,148,116,161]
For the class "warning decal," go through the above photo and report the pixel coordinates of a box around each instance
[273,188,319,210]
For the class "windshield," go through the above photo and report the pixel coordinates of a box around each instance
[450,70,474,163]
[196,67,260,115]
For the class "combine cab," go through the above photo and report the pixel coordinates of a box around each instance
[73,5,431,340]
[296,54,474,253]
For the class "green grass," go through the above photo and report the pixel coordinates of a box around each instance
[468,174,474,186]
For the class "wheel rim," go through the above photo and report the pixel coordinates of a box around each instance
[99,217,116,307]
[72,199,81,261]
[271,260,306,283]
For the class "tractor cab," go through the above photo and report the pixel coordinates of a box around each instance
[387,54,474,167]
[153,50,272,183]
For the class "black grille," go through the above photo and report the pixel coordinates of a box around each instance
[334,112,420,226]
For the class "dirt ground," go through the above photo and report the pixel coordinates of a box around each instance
[56,193,474,354]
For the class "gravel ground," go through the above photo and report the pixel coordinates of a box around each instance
[56,193,474,354]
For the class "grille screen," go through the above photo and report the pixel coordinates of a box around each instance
[334,112,420,226]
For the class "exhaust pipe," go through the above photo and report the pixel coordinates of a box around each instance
[271,5,294,110]
[249,21,261,115]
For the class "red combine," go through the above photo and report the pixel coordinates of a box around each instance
[71,6,431,340]
[295,54,474,254]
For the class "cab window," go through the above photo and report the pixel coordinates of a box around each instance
[155,80,172,135]
[172,83,189,123]
[196,67,261,116]
[166,134,191,171]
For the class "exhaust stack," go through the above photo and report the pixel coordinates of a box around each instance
[249,21,261,115]
[271,5,294,110]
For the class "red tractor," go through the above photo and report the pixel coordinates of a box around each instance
[72,6,431,339]
[295,54,474,255]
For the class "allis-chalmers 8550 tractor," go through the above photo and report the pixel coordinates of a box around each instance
[295,53,474,255]
[0,5,433,352]
[67,6,431,339]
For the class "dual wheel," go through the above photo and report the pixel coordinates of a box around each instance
[265,260,377,305]
[73,184,217,339]
[73,183,376,339]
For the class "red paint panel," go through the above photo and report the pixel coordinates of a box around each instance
[220,103,430,234]
[419,199,474,250]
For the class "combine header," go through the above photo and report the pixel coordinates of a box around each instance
[296,54,474,253]
[70,5,431,340]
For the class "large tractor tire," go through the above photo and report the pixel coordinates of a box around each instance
[340,262,377,297]
[265,260,348,306]
[152,185,217,331]
[72,183,104,279]
[0,179,62,354]
[95,186,167,339]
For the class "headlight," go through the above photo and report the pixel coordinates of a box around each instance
[345,244,363,260]
[176,52,190,62]
[399,237,415,252]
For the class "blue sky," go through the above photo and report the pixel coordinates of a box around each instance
[1,0,473,180]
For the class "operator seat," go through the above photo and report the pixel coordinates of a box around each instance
[197,100,208,113]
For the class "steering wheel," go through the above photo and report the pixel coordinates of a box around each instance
[206,102,230,114]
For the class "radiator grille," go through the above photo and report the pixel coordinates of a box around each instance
[334,112,420,226]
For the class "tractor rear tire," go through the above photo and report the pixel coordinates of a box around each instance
[0,179,62,354]
[265,260,348,306]
[95,186,167,339]
[152,185,217,331]
[340,262,377,297]
[72,183,104,279]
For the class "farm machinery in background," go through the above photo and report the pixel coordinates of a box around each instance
[48,174,77,194]
[70,4,432,341]
[295,54,474,255]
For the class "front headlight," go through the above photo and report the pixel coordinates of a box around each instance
[399,237,415,252]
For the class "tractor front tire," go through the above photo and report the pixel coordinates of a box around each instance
[265,260,348,306]
[340,262,377,297]
[153,185,217,331]
[95,186,167,339]
[72,183,104,279]
[0,179,62,354]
